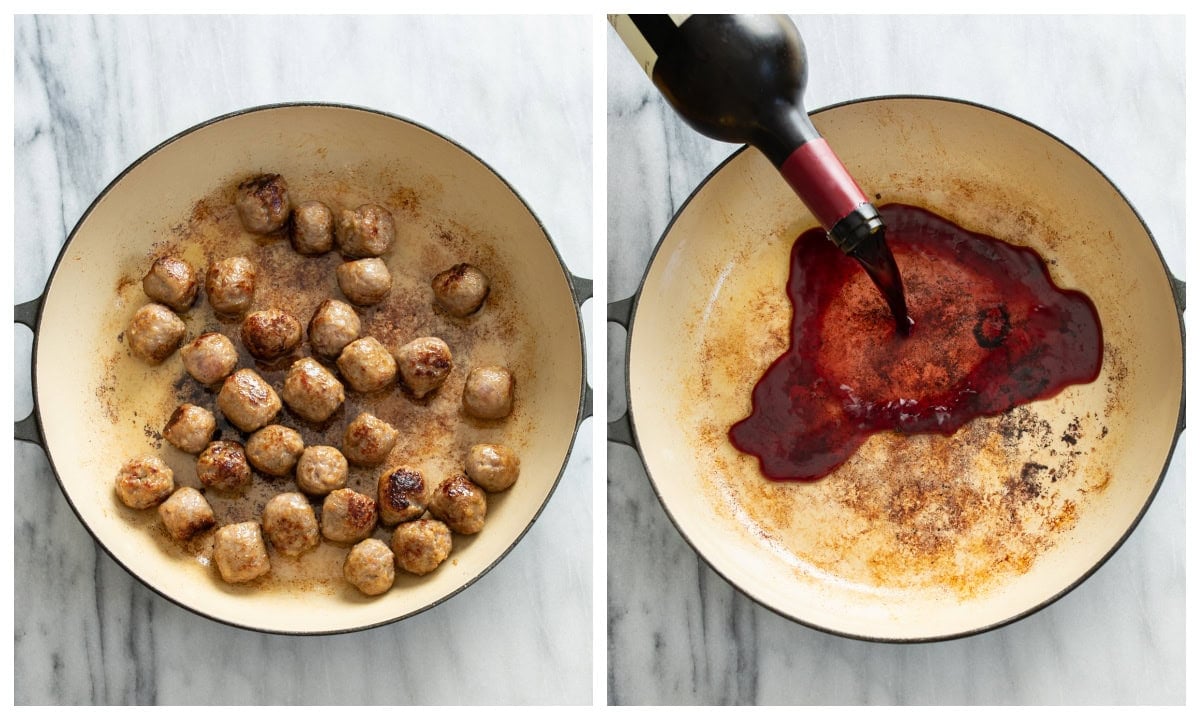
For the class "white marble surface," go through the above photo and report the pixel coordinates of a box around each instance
[607,15,1184,705]
[14,15,592,705]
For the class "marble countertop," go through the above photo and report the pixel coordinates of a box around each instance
[607,15,1184,705]
[14,15,592,705]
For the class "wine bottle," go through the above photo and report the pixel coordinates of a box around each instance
[610,13,911,335]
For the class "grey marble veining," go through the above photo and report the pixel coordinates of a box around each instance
[14,15,591,705]
[607,15,1184,705]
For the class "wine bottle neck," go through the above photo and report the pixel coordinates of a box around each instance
[752,104,822,167]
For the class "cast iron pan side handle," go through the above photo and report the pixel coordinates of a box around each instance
[15,295,45,447]
[607,295,635,447]
[1169,273,1185,313]
[569,272,594,421]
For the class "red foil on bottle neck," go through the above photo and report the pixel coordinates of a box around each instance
[779,138,868,231]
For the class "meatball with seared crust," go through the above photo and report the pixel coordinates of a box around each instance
[335,203,394,258]
[217,368,281,432]
[336,337,397,393]
[196,440,252,494]
[336,258,392,306]
[465,443,521,492]
[245,424,304,477]
[391,519,452,576]
[307,299,360,359]
[241,308,302,361]
[235,173,290,234]
[162,403,217,454]
[127,303,187,365]
[343,539,395,596]
[281,357,345,423]
[428,474,487,535]
[261,492,320,557]
[205,256,256,317]
[158,486,216,541]
[180,332,238,385]
[290,200,333,255]
[142,256,199,313]
[462,365,514,420]
[213,521,271,583]
[395,336,453,399]
[376,465,427,525]
[320,488,377,544]
[432,263,490,317]
[343,412,398,467]
[114,455,175,509]
[295,445,348,496]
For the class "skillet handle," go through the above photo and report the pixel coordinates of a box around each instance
[607,295,636,447]
[568,272,594,421]
[15,294,45,447]
[1169,273,1185,313]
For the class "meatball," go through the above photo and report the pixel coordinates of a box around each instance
[336,258,392,306]
[196,440,252,494]
[395,336,453,399]
[162,403,217,454]
[432,263,490,317]
[376,465,428,526]
[180,332,238,385]
[307,299,361,359]
[205,256,257,316]
[336,337,397,393]
[127,303,186,365]
[281,357,345,423]
[241,308,302,361]
[213,521,271,584]
[320,488,377,544]
[343,539,395,596]
[261,492,320,558]
[217,368,281,432]
[235,173,290,234]
[335,203,395,258]
[391,519,452,576]
[462,365,514,420]
[114,455,174,509]
[142,256,199,313]
[465,443,521,492]
[343,412,398,467]
[245,424,304,477]
[295,445,348,496]
[157,486,216,542]
[428,474,487,535]
[290,200,333,255]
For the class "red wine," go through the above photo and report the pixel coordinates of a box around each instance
[728,204,1103,481]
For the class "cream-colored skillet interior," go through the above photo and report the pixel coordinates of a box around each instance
[627,97,1181,641]
[34,105,584,634]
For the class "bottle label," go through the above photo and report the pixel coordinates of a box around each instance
[608,14,692,76]
[780,139,868,230]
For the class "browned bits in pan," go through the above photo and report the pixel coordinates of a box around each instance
[196,440,252,494]
[376,465,428,525]
[205,256,257,317]
[162,403,216,454]
[391,518,452,576]
[320,488,378,544]
[343,538,396,596]
[289,200,334,255]
[157,486,216,541]
[241,308,302,361]
[127,303,187,365]
[395,336,453,399]
[432,262,490,317]
[114,455,175,509]
[235,173,291,235]
[428,474,487,535]
[261,492,321,558]
[142,256,199,313]
[180,332,238,385]
[213,521,271,584]
[335,203,395,258]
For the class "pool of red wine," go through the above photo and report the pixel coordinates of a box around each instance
[728,203,1103,481]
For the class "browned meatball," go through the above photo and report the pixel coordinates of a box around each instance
[196,440,252,494]
[205,256,257,316]
[127,303,186,365]
[320,488,377,544]
[307,299,361,359]
[376,465,428,526]
[335,203,395,258]
[157,486,216,541]
[245,424,304,477]
[114,455,175,509]
[336,258,392,306]
[295,445,348,496]
[342,412,398,467]
[261,492,320,557]
[235,174,290,234]
[428,474,487,535]
[241,308,302,361]
[462,365,514,419]
[162,403,217,454]
[290,200,333,255]
[180,332,239,385]
[217,368,281,432]
[343,539,395,596]
[213,521,270,583]
[142,256,199,312]
[465,443,521,492]
[432,263,490,317]
[391,519,452,576]
[395,336,453,399]
[336,337,397,393]
[281,357,345,423]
